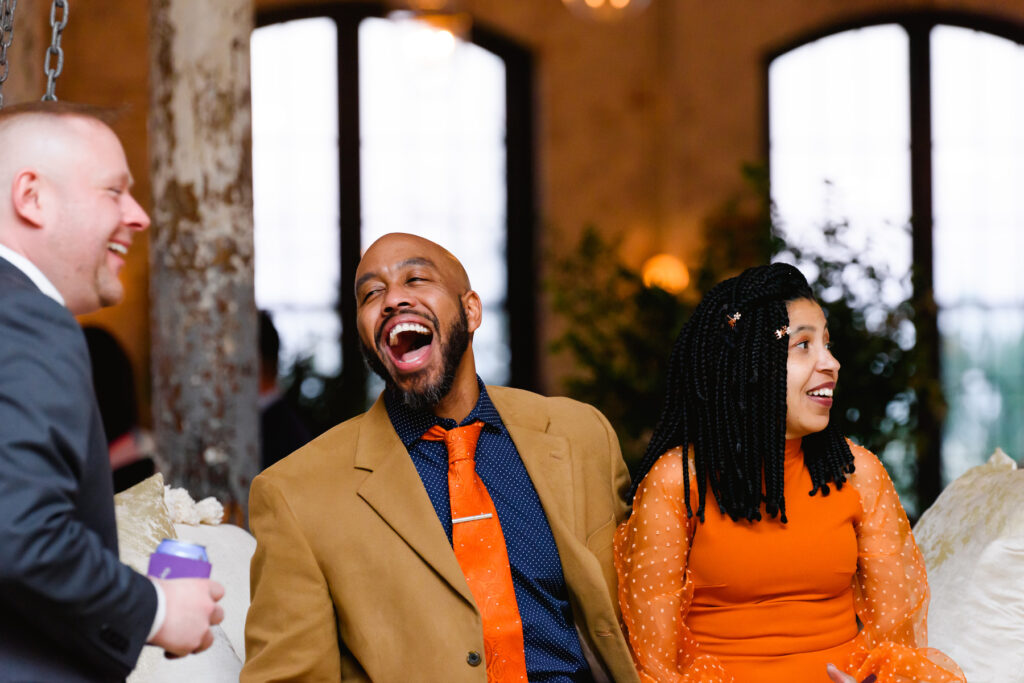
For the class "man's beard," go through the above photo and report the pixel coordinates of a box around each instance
[361,306,470,413]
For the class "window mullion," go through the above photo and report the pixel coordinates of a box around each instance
[338,11,369,412]
[907,19,943,510]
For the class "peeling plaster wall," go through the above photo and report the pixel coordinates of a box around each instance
[148,0,257,514]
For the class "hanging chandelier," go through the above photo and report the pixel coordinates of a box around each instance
[388,0,471,40]
[561,0,652,23]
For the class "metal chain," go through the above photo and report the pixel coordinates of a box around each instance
[0,0,17,109]
[41,0,67,102]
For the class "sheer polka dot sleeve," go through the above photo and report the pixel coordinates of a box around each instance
[614,449,732,683]
[845,442,966,682]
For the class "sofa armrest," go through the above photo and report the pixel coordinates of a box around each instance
[173,522,256,661]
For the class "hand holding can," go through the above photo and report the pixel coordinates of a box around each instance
[147,539,212,580]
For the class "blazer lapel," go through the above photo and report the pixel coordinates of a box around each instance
[516,426,604,606]
[509,426,577,533]
[492,389,613,597]
[354,398,475,607]
[490,388,579,543]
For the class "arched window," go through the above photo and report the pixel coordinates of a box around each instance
[251,5,536,422]
[769,11,1024,510]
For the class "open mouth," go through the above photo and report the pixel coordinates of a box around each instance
[384,321,435,370]
[806,385,834,406]
[107,241,129,266]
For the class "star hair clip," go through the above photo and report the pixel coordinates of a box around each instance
[774,325,790,340]
[726,311,741,328]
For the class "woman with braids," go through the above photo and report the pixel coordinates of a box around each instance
[614,263,964,683]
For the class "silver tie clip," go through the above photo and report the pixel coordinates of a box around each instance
[452,513,493,525]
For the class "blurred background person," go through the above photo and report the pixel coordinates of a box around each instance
[258,310,311,470]
[83,325,156,492]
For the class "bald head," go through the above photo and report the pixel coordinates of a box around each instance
[0,102,149,314]
[0,104,122,197]
[0,105,128,235]
[356,233,471,297]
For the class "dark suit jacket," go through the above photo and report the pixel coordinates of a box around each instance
[243,385,641,683]
[0,256,157,682]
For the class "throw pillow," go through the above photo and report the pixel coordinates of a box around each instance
[114,472,177,574]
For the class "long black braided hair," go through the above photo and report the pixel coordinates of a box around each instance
[629,262,854,523]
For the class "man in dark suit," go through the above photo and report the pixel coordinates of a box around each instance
[0,102,224,681]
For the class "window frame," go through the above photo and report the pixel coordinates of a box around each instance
[763,9,1024,509]
[255,2,539,410]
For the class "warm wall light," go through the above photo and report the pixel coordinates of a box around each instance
[642,253,689,294]
[562,0,651,22]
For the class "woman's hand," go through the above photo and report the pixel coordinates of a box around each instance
[825,663,858,683]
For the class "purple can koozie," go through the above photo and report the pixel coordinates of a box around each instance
[147,539,212,579]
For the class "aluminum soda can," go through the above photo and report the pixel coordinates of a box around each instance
[147,539,212,579]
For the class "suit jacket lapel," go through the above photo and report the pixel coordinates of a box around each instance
[490,388,580,549]
[492,389,613,602]
[516,427,602,607]
[352,389,601,614]
[354,398,475,607]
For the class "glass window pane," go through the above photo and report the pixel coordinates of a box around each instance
[358,16,510,385]
[932,25,1024,479]
[769,25,912,311]
[939,308,1024,479]
[769,25,916,509]
[251,18,341,374]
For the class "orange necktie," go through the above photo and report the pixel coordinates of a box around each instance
[422,421,528,682]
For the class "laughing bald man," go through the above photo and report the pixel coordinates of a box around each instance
[242,233,639,682]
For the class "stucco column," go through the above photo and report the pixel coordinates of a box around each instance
[148,0,257,519]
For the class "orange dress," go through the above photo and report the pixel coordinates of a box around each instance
[614,440,966,683]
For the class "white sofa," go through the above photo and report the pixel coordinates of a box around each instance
[114,453,1024,682]
[913,450,1024,682]
[114,475,256,683]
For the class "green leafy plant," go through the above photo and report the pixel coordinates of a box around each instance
[547,227,692,466]
[777,220,922,514]
[279,356,368,439]
[548,168,925,512]
[547,166,778,469]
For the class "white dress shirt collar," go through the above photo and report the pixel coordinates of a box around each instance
[0,242,66,307]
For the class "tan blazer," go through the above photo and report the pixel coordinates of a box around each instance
[242,386,639,682]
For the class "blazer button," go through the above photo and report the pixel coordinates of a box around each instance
[466,651,483,666]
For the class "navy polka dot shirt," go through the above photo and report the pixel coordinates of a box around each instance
[384,379,592,681]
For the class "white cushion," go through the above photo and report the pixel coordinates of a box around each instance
[128,625,240,683]
[114,473,177,574]
[953,537,1024,681]
[914,449,1024,681]
[115,474,256,680]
